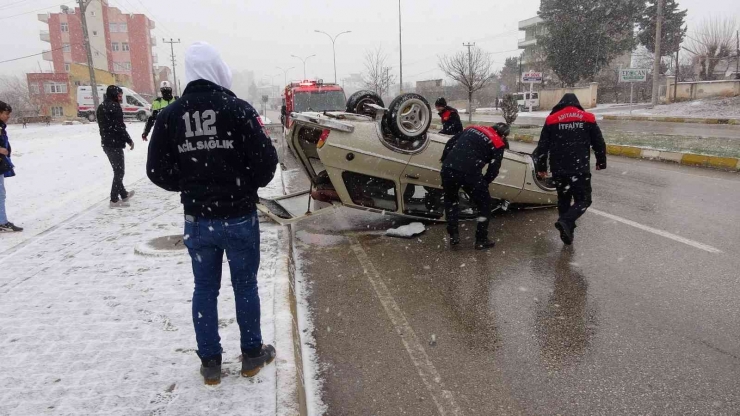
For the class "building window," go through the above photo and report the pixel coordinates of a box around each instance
[119,23,128,32]
[51,106,64,117]
[30,84,40,95]
[64,63,71,72]
[111,42,120,51]
[92,30,98,36]
[90,11,96,17]
[61,23,68,32]
[114,62,132,72]
[62,43,71,53]
[44,82,68,94]
[109,23,117,33]
[122,42,130,52]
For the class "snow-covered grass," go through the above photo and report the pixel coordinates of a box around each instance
[603,96,740,119]
[0,123,298,415]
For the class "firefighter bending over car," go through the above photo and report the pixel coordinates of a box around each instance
[440,123,510,251]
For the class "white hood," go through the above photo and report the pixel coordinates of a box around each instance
[184,42,233,90]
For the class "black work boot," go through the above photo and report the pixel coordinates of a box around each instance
[199,354,222,386]
[555,220,574,245]
[447,225,460,246]
[474,219,495,250]
[241,344,277,378]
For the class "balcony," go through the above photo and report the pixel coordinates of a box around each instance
[40,30,50,42]
[518,16,543,30]
[518,38,537,49]
[42,51,53,61]
[152,54,158,64]
[38,13,49,23]
[151,37,157,46]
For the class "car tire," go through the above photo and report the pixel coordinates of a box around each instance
[137,112,148,122]
[87,112,96,122]
[384,93,431,140]
[346,90,384,116]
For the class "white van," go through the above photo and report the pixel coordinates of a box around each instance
[77,85,152,122]
[515,92,540,112]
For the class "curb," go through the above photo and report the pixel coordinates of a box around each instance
[506,135,740,171]
[602,115,740,125]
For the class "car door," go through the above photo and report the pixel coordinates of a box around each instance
[400,135,446,218]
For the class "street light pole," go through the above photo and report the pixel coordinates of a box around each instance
[276,66,295,87]
[398,0,403,93]
[291,55,316,80]
[314,30,351,84]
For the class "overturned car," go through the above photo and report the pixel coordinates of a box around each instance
[258,91,556,225]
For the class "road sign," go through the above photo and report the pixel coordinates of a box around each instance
[619,69,648,82]
[522,72,543,83]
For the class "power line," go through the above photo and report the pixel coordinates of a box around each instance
[0,44,74,64]
[0,0,47,11]
[0,1,72,20]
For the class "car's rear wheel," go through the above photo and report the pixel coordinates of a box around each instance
[137,112,148,122]
[385,93,431,140]
[346,90,384,117]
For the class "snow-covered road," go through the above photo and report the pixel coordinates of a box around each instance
[0,123,298,415]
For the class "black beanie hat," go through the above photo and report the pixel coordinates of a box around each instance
[435,97,447,107]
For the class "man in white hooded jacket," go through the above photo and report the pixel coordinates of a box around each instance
[147,42,279,385]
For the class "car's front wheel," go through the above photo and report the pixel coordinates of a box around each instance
[346,90,384,117]
[384,93,431,140]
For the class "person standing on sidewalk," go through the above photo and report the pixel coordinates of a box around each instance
[435,97,464,135]
[97,85,135,208]
[147,42,279,386]
[440,123,509,250]
[0,101,23,233]
[533,93,607,245]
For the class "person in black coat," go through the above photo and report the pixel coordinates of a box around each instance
[97,85,135,207]
[533,93,607,245]
[147,42,279,386]
[435,97,464,135]
[440,123,510,250]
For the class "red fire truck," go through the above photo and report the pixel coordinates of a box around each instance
[281,80,346,130]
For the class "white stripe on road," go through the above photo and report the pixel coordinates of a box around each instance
[589,208,723,254]
[347,235,462,416]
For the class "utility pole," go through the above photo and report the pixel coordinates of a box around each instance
[651,0,664,107]
[314,30,351,84]
[78,0,99,114]
[398,0,403,94]
[463,42,475,122]
[163,39,181,95]
[736,30,739,79]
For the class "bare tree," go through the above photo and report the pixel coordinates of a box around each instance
[438,46,495,122]
[684,17,738,80]
[0,75,39,119]
[362,47,396,100]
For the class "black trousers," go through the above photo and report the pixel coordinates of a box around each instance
[103,147,128,202]
[441,168,492,241]
[553,173,592,228]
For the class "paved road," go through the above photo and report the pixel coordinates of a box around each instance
[450,113,740,139]
[274,131,740,415]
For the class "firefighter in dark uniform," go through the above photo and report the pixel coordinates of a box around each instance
[533,93,607,245]
[435,97,463,135]
[142,81,177,141]
[440,123,510,250]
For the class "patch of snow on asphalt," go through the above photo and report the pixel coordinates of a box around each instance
[385,222,426,238]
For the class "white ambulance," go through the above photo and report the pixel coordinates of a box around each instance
[77,85,152,122]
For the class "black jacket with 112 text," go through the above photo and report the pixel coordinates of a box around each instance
[533,94,606,177]
[147,79,278,219]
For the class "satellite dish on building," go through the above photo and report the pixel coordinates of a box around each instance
[61,5,70,13]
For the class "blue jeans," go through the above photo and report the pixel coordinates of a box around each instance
[184,211,262,359]
[0,175,7,224]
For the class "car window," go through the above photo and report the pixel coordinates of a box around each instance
[532,93,539,99]
[380,134,429,155]
[125,95,142,107]
[293,90,346,112]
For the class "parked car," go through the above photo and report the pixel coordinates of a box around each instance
[515,92,540,112]
[257,91,556,225]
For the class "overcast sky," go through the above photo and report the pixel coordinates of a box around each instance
[1,0,738,87]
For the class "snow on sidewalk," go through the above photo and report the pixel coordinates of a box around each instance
[0,124,297,416]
